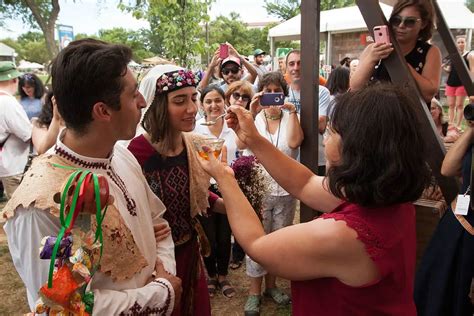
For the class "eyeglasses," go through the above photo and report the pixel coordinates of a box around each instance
[389,15,422,28]
[222,67,240,75]
[232,92,250,102]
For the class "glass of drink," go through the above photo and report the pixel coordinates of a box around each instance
[193,138,225,160]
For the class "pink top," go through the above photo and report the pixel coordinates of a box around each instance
[291,202,417,316]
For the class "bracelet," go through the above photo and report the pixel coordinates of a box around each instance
[289,110,297,114]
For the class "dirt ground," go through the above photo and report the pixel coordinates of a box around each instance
[0,200,293,315]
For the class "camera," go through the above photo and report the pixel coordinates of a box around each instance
[260,92,285,106]
[463,103,474,121]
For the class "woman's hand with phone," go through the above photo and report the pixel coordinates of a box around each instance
[361,43,394,64]
[249,92,264,118]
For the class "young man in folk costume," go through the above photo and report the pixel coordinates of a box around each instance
[2,39,181,314]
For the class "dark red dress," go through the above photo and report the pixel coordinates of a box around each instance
[128,135,215,316]
[291,202,417,316]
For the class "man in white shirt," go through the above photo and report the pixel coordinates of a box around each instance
[0,61,32,198]
[2,39,180,315]
[285,50,330,175]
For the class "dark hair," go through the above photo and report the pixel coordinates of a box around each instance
[327,84,430,207]
[200,85,225,103]
[339,57,351,66]
[258,72,289,96]
[141,93,170,145]
[390,0,435,42]
[325,66,350,95]
[36,91,54,128]
[51,38,132,133]
[285,49,300,66]
[18,73,45,99]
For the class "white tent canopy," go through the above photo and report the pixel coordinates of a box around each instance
[17,60,44,70]
[268,2,474,41]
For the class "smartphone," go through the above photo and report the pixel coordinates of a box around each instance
[260,92,285,107]
[373,25,391,45]
[219,43,229,59]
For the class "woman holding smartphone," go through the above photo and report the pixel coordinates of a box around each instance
[238,71,303,316]
[350,0,441,104]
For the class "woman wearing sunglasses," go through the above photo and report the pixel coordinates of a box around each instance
[225,80,255,110]
[351,0,441,104]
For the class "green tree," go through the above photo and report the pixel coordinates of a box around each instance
[122,0,210,67]
[98,28,154,63]
[0,0,60,59]
[466,0,474,12]
[208,13,254,56]
[264,0,355,20]
[17,32,49,64]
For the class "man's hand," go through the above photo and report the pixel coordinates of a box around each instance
[153,222,171,243]
[155,260,182,310]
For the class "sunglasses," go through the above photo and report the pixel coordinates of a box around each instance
[389,15,422,28]
[222,67,240,75]
[232,92,250,102]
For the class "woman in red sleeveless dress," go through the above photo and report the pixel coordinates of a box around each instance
[198,84,431,316]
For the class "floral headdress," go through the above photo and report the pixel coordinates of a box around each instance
[155,69,201,94]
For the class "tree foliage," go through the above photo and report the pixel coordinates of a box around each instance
[0,0,60,59]
[466,0,474,12]
[264,0,355,20]
[121,0,210,68]
[1,32,49,64]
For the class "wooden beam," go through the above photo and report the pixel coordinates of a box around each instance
[299,0,320,223]
[356,0,459,204]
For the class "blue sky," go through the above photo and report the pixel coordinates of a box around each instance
[0,0,275,39]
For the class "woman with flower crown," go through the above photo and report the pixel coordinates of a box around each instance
[128,65,224,316]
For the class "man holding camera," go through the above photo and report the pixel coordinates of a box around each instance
[415,109,474,316]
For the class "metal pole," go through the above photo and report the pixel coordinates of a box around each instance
[300,0,320,223]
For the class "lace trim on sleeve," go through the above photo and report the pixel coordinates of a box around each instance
[320,213,385,260]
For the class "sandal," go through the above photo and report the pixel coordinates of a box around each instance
[207,278,218,297]
[218,279,236,298]
[244,295,261,316]
[264,288,291,305]
[229,260,242,270]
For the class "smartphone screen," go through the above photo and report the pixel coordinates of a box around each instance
[219,44,229,59]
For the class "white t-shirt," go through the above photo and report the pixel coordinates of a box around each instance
[287,85,330,166]
[0,91,32,177]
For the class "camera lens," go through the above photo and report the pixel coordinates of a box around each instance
[464,103,474,121]
[275,97,280,102]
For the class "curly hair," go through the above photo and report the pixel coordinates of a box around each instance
[18,73,45,99]
[326,84,430,207]
[390,0,436,42]
[257,71,289,96]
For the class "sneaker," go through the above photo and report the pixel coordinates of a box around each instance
[264,288,291,305]
[244,295,261,316]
